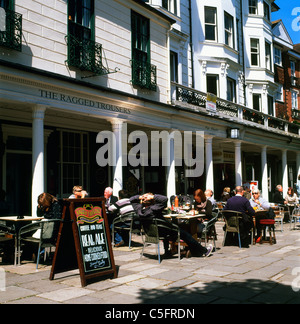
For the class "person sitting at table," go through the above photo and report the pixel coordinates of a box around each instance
[108,189,137,247]
[221,187,231,202]
[273,185,286,205]
[130,193,213,258]
[223,186,255,247]
[285,187,299,219]
[250,189,270,210]
[204,189,216,209]
[250,189,274,242]
[194,189,213,238]
[69,185,88,199]
[37,193,62,219]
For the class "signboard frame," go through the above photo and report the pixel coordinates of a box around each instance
[50,198,117,287]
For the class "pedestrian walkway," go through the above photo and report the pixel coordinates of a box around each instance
[0,221,299,304]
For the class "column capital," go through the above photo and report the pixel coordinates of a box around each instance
[110,119,123,129]
[205,135,214,143]
[32,105,47,119]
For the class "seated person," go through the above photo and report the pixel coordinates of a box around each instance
[204,189,216,209]
[108,190,137,247]
[249,189,274,241]
[69,185,88,199]
[194,189,213,237]
[130,193,213,258]
[250,189,270,210]
[37,193,62,219]
[223,186,255,247]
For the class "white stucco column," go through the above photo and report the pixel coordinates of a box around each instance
[32,105,46,216]
[111,120,124,197]
[282,149,288,196]
[261,145,268,200]
[234,141,242,186]
[296,152,300,180]
[167,132,176,205]
[205,136,214,193]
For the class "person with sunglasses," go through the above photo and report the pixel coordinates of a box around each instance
[249,189,270,210]
[69,185,88,199]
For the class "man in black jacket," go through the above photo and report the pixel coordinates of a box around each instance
[130,193,213,258]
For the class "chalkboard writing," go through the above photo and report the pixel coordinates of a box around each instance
[50,198,117,287]
[74,204,111,273]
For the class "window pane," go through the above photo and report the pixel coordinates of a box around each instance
[253,94,261,111]
[205,8,215,24]
[207,75,218,96]
[205,25,216,41]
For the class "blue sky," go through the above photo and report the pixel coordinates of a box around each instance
[271,0,300,44]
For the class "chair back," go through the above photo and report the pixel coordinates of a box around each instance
[40,219,61,244]
[118,211,138,223]
[141,217,179,243]
[292,206,300,216]
[222,210,242,233]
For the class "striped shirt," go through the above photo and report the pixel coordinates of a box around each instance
[108,198,135,216]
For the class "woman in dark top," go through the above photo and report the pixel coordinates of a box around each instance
[194,189,213,238]
[37,193,62,219]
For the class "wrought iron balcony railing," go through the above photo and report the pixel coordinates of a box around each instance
[171,82,300,136]
[66,34,108,76]
[131,59,157,91]
[0,7,22,51]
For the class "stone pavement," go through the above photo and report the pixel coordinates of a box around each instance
[0,221,300,304]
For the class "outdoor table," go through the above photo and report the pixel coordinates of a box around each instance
[0,216,44,266]
[164,212,206,240]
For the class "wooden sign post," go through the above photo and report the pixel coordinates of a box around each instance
[50,198,117,287]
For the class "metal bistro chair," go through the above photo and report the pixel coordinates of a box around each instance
[200,211,218,250]
[0,223,15,264]
[291,206,300,230]
[140,217,181,263]
[274,207,284,232]
[222,210,243,248]
[112,211,141,249]
[18,219,61,269]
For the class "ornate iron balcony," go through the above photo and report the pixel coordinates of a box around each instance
[0,8,22,51]
[131,59,157,91]
[66,34,108,76]
[171,82,300,136]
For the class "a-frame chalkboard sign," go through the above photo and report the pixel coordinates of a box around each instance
[50,198,117,287]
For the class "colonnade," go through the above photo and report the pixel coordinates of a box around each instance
[31,111,300,214]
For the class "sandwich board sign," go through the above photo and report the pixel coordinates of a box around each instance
[50,198,117,287]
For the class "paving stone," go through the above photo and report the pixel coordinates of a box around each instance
[37,287,94,302]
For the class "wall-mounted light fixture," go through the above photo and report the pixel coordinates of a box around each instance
[228,128,240,139]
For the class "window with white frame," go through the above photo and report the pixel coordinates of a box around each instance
[249,0,258,15]
[274,47,282,65]
[267,95,274,116]
[224,12,234,48]
[253,93,261,111]
[250,38,260,66]
[227,77,236,102]
[170,50,178,83]
[291,61,296,86]
[292,90,298,109]
[265,41,271,71]
[205,7,217,41]
[207,74,219,96]
[162,0,177,15]
[275,84,283,101]
[263,1,270,20]
[59,130,89,197]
